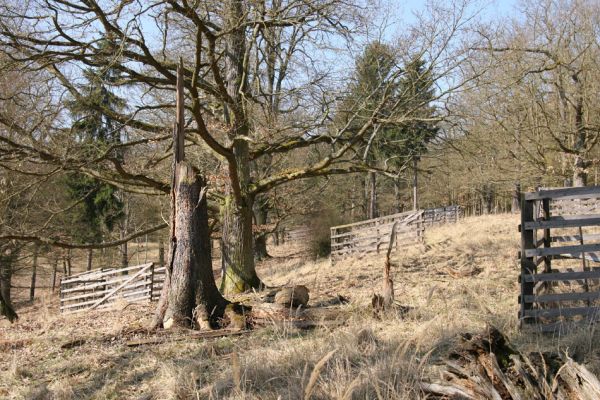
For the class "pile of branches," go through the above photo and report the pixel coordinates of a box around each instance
[421,326,600,400]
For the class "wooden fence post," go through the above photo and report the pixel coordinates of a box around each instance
[149,262,155,303]
[520,196,536,326]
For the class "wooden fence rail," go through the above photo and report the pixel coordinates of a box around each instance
[60,263,166,314]
[423,205,461,226]
[519,185,600,332]
[330,210,424,263]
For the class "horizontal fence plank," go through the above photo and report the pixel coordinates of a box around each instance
[331,236,420,257]
[61,272,153,294]
[522,270,600,283]
[331,226,421,246]
[525,243,600,257]
[331,222,417,240]
[522,306,600,318]
[524,186,600,201]
[331,210,420,231]
[551,253,600,262]
[523,291,600,303]
[61,281,152,307]
[60,288,152,311]
[524,215,600,230]
[61,263,154,284]
[552,233,600,243]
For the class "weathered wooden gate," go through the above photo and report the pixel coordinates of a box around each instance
[60,263,166,314]
[330,210,424,263]
[519,186,600,331]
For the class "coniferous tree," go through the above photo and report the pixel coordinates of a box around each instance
[65,66,125,262]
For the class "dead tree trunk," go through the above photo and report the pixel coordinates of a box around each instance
[154,59,230,330]
[372,222,398,313]
[163,163,227,328]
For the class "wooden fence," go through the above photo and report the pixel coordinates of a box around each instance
[519,186,600,332]
[60,263,166,314]
[330,210,424,262]
[423,205,461,226]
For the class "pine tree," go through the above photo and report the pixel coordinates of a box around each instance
[65,66,125,248]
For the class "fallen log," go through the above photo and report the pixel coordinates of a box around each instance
[125,329,249,347]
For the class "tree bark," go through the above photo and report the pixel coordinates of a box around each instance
[219,0,264,294]
[162,163,227,329]
[158,239,165,269]
[220,187,262,294]
[253,197,270,260]
[155,59,230,329]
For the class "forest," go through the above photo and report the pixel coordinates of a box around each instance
[2,0,600,398]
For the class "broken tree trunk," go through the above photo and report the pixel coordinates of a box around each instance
[372,222,398,312]
[154,58,230,330]
[421,326,600,399]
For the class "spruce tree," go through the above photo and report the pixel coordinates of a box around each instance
[65,66,125,250]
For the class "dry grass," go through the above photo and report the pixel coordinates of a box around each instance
[3,214,600,399]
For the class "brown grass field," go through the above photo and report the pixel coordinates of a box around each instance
[2,213,600,399]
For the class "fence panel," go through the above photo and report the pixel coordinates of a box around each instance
[423,205,461,226]
[330,210,424,263]
[519,186,600,332]
[60,262,165,314]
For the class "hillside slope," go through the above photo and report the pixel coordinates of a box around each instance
[2,214,600,399]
